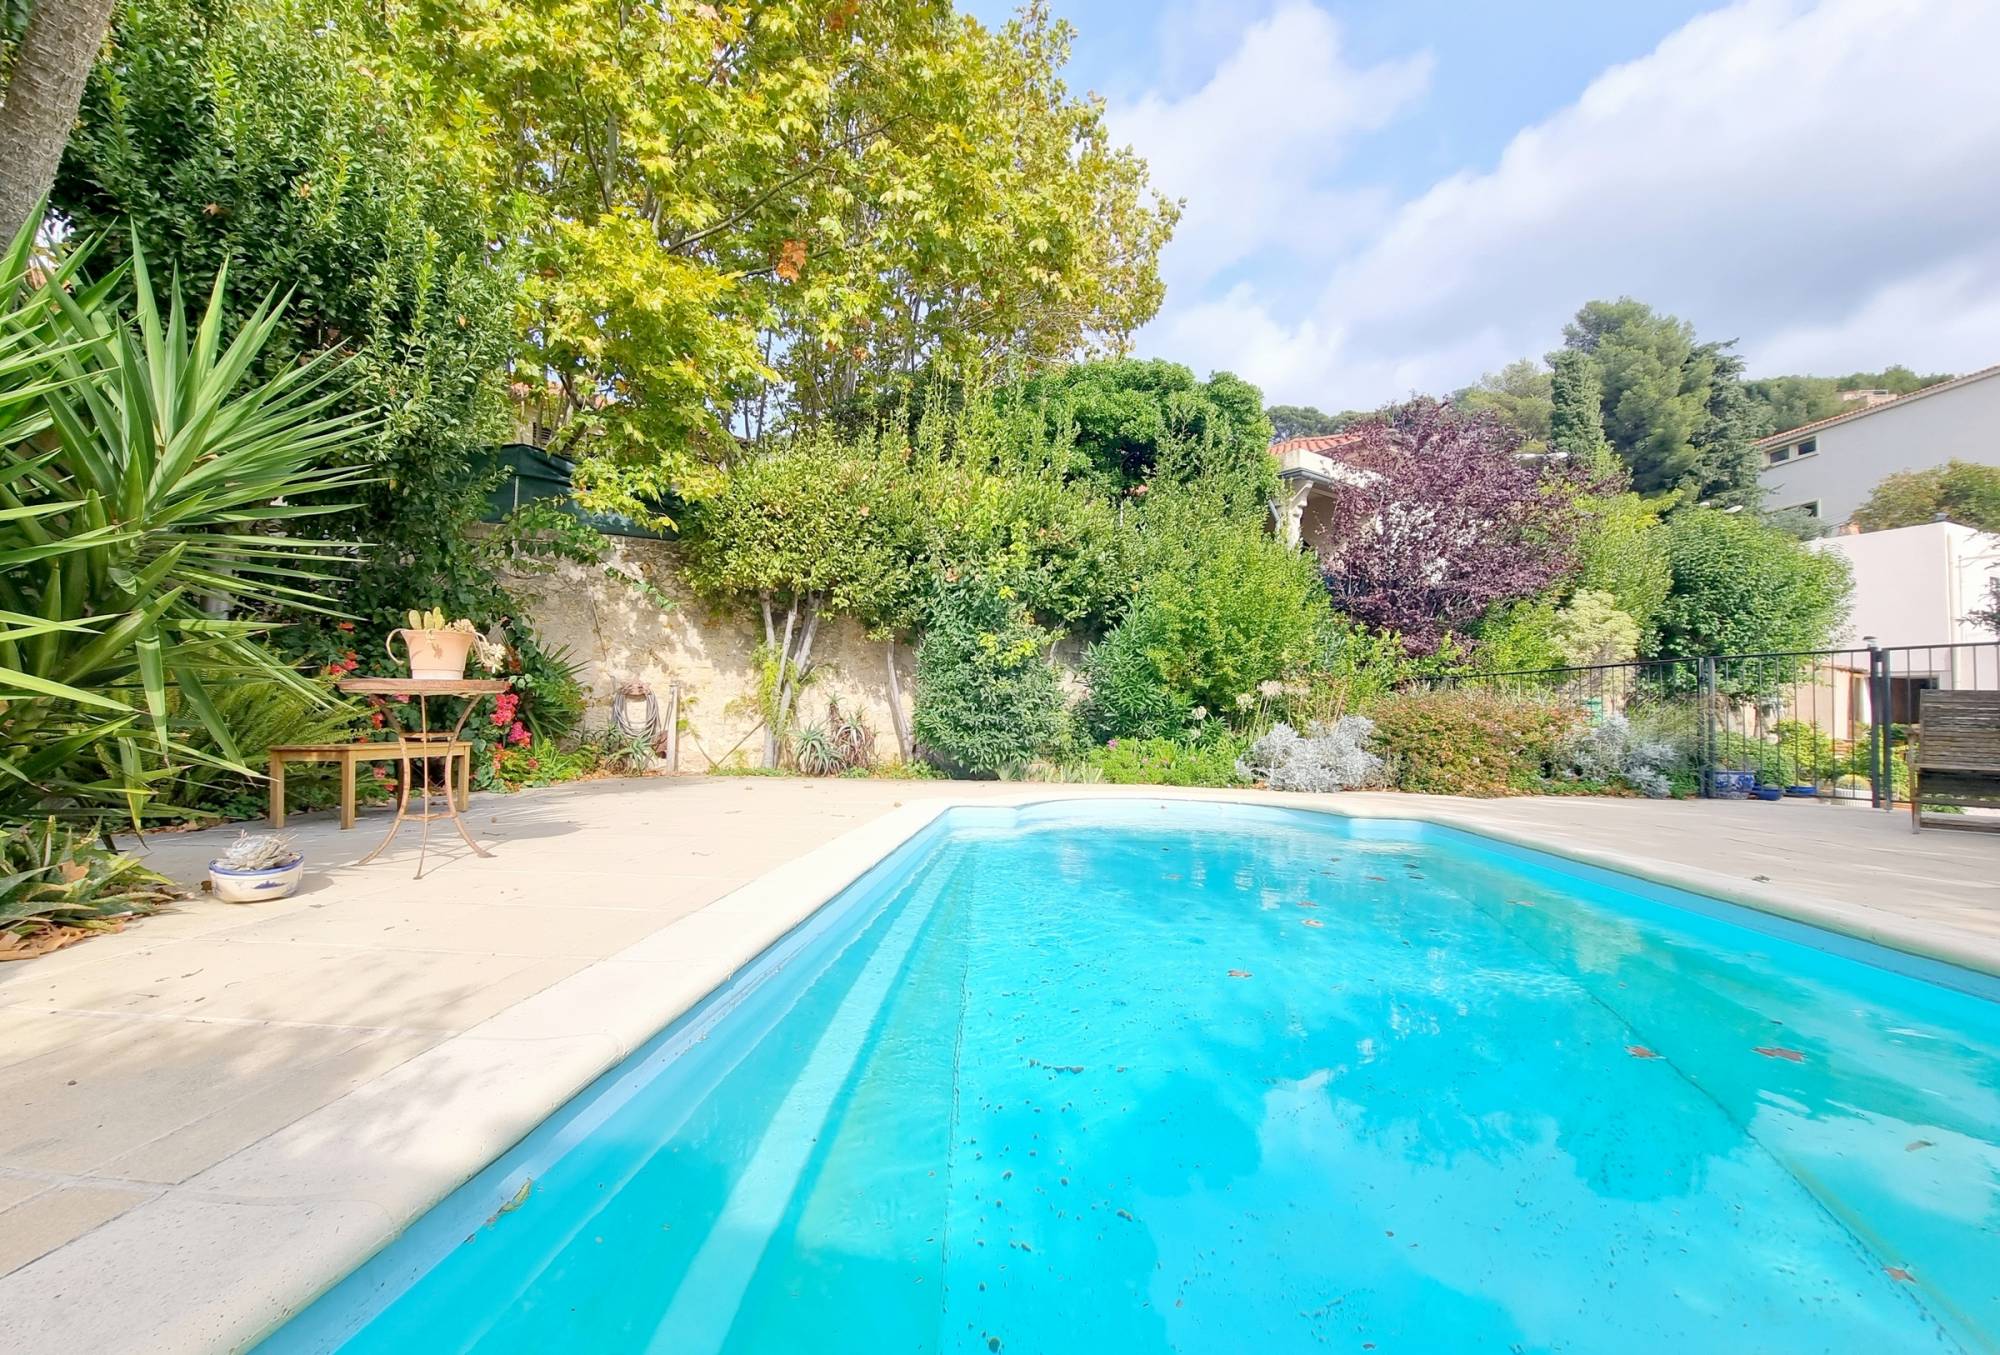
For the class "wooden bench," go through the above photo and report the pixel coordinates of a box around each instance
[1907,690,2000,833]
[269,742,471,829]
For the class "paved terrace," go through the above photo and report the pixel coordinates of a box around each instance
[1,778,1996,1352]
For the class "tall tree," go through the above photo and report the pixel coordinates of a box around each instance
[1015,357,1275,507]
[1457,359,1552,452]
[1547,348,1613,471]
[1852,460,2000,534]
[0,0,117,240]
[1562,298,1756,506]
[1266,403,1357,440]
[57,0,518,633]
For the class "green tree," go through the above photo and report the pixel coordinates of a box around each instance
[56,0,518,633]
[1851,460,2000,534]
[396,0,1174,513]
[1083,487,1327,738]
[1742,375,1844,439]
[1547,348,1614,471]
[912,572,1069,776]
[679,435,905,767]
[1562,298,1756,506]
[1266,403,1359,440]
[1573,491,1672,643]
[1458,359,1552,452]
[1653,509,1850,659]
[1016,358,1275,506]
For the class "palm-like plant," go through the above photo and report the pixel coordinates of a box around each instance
[0,214,374,821]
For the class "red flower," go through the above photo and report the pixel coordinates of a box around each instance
[506,721,531,746]
[336,621,355,632]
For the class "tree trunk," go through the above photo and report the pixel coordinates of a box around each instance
[884,637,912,761]
[774,603,820,746]
[0,0,119,244]
[764,599,797,768]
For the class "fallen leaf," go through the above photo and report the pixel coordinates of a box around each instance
[1905,1139,1935,1152]
[1226,969,1252,979]
[1753,1046,1806,1062]
[1625,1045,1661,1060]
[1296,899,1317,908]
[1302,918,1324,929]
[486,1178,533,1226]
[1884,1266,1914,1282]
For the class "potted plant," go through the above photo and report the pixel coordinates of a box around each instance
[208,832,304,903]
[388,607,481,680]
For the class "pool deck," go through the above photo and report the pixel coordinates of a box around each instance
[2,778,1995,1352]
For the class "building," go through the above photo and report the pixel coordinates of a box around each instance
[1269,432,1369,549]
[1756,363,2000,525]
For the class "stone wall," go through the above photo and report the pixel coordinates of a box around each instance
[498,535,914,770]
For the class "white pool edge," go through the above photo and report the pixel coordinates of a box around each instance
[3,787,1993,1355]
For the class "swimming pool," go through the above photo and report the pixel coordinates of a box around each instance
[263,801,2000,1354]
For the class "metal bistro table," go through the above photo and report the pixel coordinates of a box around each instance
[336,677,511,875]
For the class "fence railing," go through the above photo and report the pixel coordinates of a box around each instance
[1422,641,2000,807]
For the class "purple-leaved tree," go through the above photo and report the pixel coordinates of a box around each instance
[1314,398,1594,654]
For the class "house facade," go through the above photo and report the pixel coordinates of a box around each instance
[1757,363,2000,525]
[1269,432,1368,550]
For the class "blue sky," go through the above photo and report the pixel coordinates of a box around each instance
[966,0,2000,410]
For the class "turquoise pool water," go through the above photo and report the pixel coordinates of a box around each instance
[264,802,2000,1354]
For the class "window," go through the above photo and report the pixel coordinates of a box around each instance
[1795,437,1817,458]
[1765,445,1790,466]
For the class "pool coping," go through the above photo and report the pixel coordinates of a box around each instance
[2,787,1994,1354]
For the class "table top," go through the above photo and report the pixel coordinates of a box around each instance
[336,678,512,697]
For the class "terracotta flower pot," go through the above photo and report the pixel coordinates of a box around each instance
[389,627,475,680]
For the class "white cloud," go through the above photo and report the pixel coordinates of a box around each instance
[1122,0,2000,409]
[1106,2,1431,295]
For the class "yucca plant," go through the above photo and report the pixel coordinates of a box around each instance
[0,211,374,823]
[0,817,179,958]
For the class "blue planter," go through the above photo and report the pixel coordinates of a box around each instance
[1705,770,1755,799]
[1751,785,1784,802]
[1784,784,1817,798]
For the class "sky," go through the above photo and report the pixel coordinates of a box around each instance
[965,0,2000,411]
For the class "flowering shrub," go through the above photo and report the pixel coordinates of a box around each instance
[1367,691,1580,796]
[1236,718,1381,793]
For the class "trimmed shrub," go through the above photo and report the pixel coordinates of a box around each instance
[1368,691,1580,796]
[1089,734,1247,788]
[1237,718,1382,793]
[913,574,1070,777]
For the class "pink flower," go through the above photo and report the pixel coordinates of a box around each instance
[507,721,531,746]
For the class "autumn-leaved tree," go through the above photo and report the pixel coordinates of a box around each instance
[1313,399,1593,655]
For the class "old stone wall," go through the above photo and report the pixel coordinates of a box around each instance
[498,535,914,770]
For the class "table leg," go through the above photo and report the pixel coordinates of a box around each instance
[340,752,357,830]
[440,698,492,859]
[268,755,286,828]
[455,748,470,811]
[356,742,412,866]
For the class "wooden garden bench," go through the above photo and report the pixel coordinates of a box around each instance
[1907,690,2000,833]
[268,741,471,829]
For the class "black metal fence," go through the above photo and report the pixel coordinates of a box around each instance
[1424,641,2000,807]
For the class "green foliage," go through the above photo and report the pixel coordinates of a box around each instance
[1265,404,1358,440]
[1458,359,1552,452]
[1016,358,1276,506]
[1852,460,2000,534]
[912,573,1070,777]
[1367,690,1582,797]
[1653,509,1851,659]
[2,818,178,951]
[1088,732,1247,788]
[1082,488,1328,739]
[0,230,370,824]
[59,0,519,635]
[1470,599,1565,673]
[1562,299,1756,507]
[168,679,360,817]
[492,736,598,791]
[1547,349,1613,470]
[1547,590,1641,668]
[1573,491,1672,639]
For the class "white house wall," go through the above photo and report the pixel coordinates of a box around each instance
[1760,370,2000,524]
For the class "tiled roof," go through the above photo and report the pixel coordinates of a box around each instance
[1269,432,1369,457]
[1755,362,2000,448]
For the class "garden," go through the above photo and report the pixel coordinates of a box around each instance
[1,0,1865,958]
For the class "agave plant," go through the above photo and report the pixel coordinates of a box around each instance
[0,213,373,823]
[0,817,178,957]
